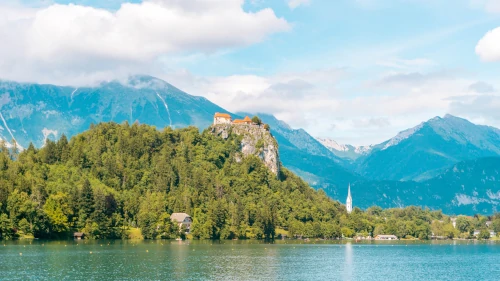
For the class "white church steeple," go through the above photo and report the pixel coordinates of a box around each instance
[346,184,352,214]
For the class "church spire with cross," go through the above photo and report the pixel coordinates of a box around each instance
[346,183,352,214]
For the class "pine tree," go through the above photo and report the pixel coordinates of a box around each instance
[79,179,94,222]
[57,134,70,163]
[41,140,58,164]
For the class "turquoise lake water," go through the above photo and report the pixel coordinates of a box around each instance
[1,240,499,280]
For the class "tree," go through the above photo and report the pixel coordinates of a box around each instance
[478,228,490,240]
[40,139,58,164]
[455,216,472,234]
[341,227,355,238]
[31,209,51,238]
[137,192,167,239]
[78,179,94,229]
[367,206,383,217]
[431,220,444,236]
[251,116,262,125]
[373,224,386,237]
[321,222,341,239]
[57,134,70,162]
[44,192,72,234]
[11,139,19,160]
[415,223,431,240]
[208,199,228,239]
[442,223,459,239]
[18,218,30,234]
[492,218,500,234]
[91,191,118,239]
[396,221,408,238]
[7,190,36,231]
[138,212,159,239]
[258,203,277,240]
[0,213,14,240]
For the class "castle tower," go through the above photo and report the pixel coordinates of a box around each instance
[346,184,352,214]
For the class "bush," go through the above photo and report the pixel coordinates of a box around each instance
[255,139,264,150]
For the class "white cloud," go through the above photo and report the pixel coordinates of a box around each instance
[0,0,289,85]
[162,68,492,145]
[470,0,500,13]
[476,27,500,62]
[288,0,310,9]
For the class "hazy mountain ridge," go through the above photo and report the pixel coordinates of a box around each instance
[346,157,500,214]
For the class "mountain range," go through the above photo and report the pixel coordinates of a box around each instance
[1,75,499,215]
[318,115,500,181]
[0,76,225,148]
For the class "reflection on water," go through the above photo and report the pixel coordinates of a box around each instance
[171,241,189,280]
[343,242,353,281]
[0,240,499,281]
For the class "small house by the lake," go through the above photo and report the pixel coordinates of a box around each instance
[74,232,84,240]
[375,235,398,240]
[170,213,192,233]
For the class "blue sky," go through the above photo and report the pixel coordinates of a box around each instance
[2,0,500,145]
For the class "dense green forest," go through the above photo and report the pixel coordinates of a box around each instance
[0,122,498,240]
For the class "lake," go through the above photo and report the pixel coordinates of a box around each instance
[1,240,499,280]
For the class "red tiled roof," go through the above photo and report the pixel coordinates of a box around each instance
[214,112,231,119]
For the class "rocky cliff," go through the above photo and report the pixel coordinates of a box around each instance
[211,124,280,176]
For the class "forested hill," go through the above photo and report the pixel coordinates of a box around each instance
[0,122,343,239]
[0,122,479,240]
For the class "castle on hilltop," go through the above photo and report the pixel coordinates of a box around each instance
[213,112,253,126]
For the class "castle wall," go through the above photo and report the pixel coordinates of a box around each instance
[214,117,231,125]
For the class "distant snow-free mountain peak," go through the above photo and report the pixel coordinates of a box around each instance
[316,137,373,160]
[317,138,349,152]
[356,113,500,181]
[382,122,424,150]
